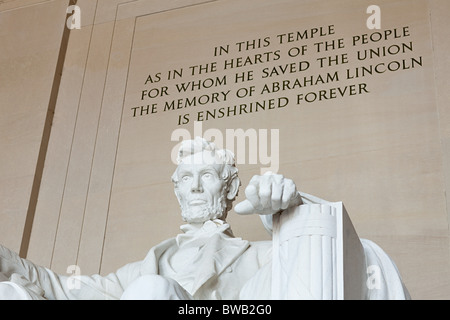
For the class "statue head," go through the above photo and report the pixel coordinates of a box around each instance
[171,137,241,223]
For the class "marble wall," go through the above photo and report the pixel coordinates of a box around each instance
[0,0,71,254]
[1,0,450,299]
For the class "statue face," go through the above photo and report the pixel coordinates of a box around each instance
[175,151,228,223]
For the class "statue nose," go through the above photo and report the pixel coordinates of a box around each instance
[191,176,203,193]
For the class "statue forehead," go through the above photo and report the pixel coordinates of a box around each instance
[176,151,225,173]
[179,150,225,165]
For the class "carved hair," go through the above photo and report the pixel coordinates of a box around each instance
[174,137,235,166]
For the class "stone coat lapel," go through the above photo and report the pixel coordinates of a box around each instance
[140,220,249,296]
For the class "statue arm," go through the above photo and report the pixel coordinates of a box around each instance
[0,245,142,300]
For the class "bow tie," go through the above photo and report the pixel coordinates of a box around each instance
[176,219,233,247]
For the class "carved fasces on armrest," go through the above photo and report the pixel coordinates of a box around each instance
[271,202,366,300]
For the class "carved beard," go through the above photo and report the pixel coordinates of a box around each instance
[180,194,228,223]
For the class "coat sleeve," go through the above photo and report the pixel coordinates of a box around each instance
[0,245,143,300]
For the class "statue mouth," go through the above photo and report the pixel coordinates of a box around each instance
[188,199,207,206]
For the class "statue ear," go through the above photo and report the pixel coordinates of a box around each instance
[226,176,241,201]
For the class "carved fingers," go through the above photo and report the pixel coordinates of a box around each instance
[236,172,302,215]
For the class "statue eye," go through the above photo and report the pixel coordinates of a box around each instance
[202,173,212,180]
[181,175,191,182]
